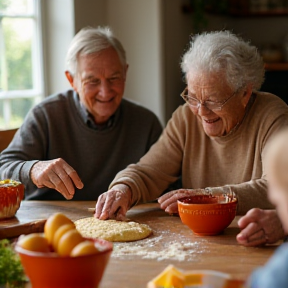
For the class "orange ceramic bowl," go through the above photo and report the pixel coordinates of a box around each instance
[15,238,113,288]
[0,179,24,220]
[178,195,237,236]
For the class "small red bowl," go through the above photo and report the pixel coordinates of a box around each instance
[178,195,237,236]
[0,179,24,220]
[15,238,113,288]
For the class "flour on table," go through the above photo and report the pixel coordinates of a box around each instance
[112,232,207,262]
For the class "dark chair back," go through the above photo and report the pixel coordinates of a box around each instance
[0,128,18,152]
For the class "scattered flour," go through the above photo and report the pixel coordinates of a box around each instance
[112,233,208,261]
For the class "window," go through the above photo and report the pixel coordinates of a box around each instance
[0,0,43,129]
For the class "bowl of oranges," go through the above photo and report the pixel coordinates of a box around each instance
[15,213,113,288]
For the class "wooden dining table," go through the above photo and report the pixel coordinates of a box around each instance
[0,201,279,288]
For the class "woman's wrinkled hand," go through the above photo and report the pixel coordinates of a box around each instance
[158,188,205,214]
[236,208,285,246]
[30,158,84,199]
[95,184,132,220]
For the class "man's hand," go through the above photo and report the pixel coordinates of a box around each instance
[158,188,205,214]
[30,158,84,199]
[95,184,132,220]
[236,208,284,246]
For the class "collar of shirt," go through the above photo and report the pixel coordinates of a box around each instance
[76,94,120,131]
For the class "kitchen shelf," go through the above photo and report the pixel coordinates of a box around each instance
[226,0,288,16]
[265,62,288,71]
[181,3,288,17]
[229,9,288,17]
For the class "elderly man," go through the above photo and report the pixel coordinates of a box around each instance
[95,30,288,224]
[0,26,162,200]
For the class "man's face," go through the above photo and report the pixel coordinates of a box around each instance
[72,47,127,124]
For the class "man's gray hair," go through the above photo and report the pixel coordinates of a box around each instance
[66,26,127,75]
[181,30,264,91]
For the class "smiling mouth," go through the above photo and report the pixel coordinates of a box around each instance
[204,117,220,124]
[96,98,114,103]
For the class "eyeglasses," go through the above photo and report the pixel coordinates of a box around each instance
[180,87,239,111]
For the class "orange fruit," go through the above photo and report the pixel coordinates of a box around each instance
[57,229,84,256]
[52,223,75,251]
[44,213,74,245]
[70,240,100,257]
[147,265,185,288]
[17,233,50,253]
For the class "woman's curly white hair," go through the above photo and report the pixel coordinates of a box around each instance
[181,30,265,91]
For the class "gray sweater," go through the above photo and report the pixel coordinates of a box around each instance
[0,90,163,200]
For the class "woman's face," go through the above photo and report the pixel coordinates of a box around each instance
[186,72,251,137]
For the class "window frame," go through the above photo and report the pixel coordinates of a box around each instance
[0,0,44,128]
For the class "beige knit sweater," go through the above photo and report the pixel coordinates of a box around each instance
[110,92,288,215]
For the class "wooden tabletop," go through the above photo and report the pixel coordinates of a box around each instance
[1,201,279,288]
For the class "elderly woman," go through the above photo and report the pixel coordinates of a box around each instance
[95,31,288,226]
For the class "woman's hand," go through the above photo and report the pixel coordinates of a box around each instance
[95,184,132,220]
[158,188,205,214]
[30,159,84,199]
[158,186,234,214]
[236,208,285,246]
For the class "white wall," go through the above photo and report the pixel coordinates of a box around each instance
[162,1,193,121]
[74,0,107,32]
[42,0,75,95]
[106,0,164,124]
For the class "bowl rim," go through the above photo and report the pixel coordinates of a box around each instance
[183,269,232,279]
[15,237,113,258]
[177,196,238,206]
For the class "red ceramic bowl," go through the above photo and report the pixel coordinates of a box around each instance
[15,238,113,288]
[178,195,237,236]
[0,179,24,220]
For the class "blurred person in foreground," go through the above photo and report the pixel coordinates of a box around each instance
[0,26,162,200]
[247,129,288,288]
[95,30,288,225]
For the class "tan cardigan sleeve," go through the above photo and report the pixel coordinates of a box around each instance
[223,110,288,215]
[109,107,185,205]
